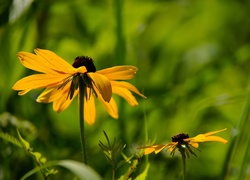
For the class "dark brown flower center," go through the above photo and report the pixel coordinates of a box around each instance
[172,133,189,142]
[72,56,96,72]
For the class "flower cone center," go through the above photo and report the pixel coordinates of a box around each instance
[72,56,96,72]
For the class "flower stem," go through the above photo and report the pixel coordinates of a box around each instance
[78,75,88,165]
[180,150,186,180]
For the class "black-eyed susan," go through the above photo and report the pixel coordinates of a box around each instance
[139,128,228,179]
[12,49,146,125]
[140,128,228,157]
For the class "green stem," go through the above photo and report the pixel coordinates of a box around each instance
[143,99,149,163]
[180,150,186,180]
[182,156,186,180]
[222,91,250,179]
[114,0,126,143]
[78,76,88,165]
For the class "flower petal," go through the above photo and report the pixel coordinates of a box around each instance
[97,66,138,80]
[84,90,96,125]
[203,128,227,136]
[111,81,146,98]
[138,143,174,155]
[87,73,112,102]
[112,86,138,106]
[12,74,70,91]
[52,89,76,112]
[184,128,228,144]
[189,142,199,149]
[17,52,57,74]
[98,96,118,119]
[34,49,74,73]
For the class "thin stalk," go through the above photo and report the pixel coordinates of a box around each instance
[143,99,149,163]
[114,0,126,143]
[222,91,250,179]
[239,123,250,180]
[181,153,186,180]
[78,76,88,165]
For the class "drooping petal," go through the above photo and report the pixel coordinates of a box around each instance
[97,66,138,80]
[98,95,118,119]
[168,142,178,152]
[189,142,199,149]
[84,91,96,125]
[12,74,70,91]
[36,87,57,103]
[18,89,32,95]
[52,88,77,112]
[139,143,174,155]
[111,81,146,98]
[139,145,162,155]
[112,86,138,106]
[17,52,57,74]
[37,84,75,103]
[87,72,112,102]
[34,49,74,73]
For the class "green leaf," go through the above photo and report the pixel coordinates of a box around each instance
[0,131,22,147]
[17,130,30,150]
[134,163,150,180]
[21,160,102,180]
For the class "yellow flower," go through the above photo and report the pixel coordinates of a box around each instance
[12,49,145,125]
[139,128,228,158]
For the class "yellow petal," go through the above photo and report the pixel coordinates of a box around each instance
[203,128,227,136]
[111,81,146,98]
[185,128,228,144]
[143,147,157,155]
[18,89,32,95]
[84,90,96,125]
[168,143,178,152]
[87,73,112,102]
[12,74,70,90]
[34,49,74,73]
[139,143,173,155]
[112,86,138,106]
[52,88,76,112]
[200,135,228,144]
[189,142,199,149]
[97,66,138,80]
[98,96,118,119]
[17,52,57,74]
[36,87,56,103]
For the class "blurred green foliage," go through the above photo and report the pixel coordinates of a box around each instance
[1,0,250,179]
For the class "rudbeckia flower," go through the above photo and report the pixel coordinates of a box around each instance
[12,49,145,125]
[139,128,228,158]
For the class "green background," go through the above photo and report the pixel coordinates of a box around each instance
[1,0,250,179]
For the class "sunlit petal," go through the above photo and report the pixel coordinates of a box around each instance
[203,128,227,136]
[17,52,56,74]
[18,89,32,96]
[168,143,178,152]
[184,128,228,144]
[52,89,76,112]
[112,86,138,106]
[87,73,112,102]
[34,49,74,73]
[12,74,70,91]
[111,81,146,98]
[98,96,118,119]
[189,142,199,149]
[97,66,138,80]
[84,90,96,125]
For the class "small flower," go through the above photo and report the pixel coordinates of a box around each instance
[12,49,145,125]
[139,128,228,158]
